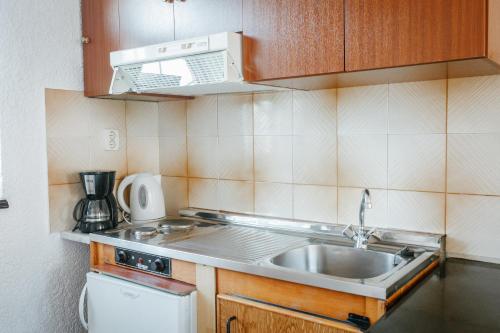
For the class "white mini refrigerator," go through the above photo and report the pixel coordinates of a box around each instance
[80,272,197,333]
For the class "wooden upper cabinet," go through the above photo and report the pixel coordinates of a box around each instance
[173,0,242,40]
[82,0,119,97]
[345,0,487,72]
[119,0,174,49]
[242,0,345,82]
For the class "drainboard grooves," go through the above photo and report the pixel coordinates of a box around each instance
[167,227,308,262]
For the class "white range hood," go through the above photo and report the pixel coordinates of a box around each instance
[109,32,284,96]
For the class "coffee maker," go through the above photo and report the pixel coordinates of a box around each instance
[73,171,118,233]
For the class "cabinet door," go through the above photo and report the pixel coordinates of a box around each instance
[217,295,359,333]
[242,0,344,81]
[82,0,119,97]
[119,0,174,49]
[174,0,242,40]
[345,0,487,71]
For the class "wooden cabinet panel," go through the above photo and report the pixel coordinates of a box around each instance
[82,0,119,97]
[119,0,174,49]
[242,0,345,81]
[173,0,242,40]
[217,295,360,333]
[345,0,487,71]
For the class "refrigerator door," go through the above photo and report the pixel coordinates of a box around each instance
[86,272,196,333]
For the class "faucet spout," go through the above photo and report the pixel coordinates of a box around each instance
[359,189,372,232]
[343,189,375,249]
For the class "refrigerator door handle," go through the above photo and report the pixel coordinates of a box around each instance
[79,282,88,330]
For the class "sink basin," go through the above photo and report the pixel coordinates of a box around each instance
[269,244,405,279]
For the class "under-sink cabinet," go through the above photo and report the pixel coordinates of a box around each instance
[217,294,360,333]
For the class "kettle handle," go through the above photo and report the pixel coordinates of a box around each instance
[117,175,136,214]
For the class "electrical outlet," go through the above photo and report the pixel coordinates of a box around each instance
[103,129,120,151]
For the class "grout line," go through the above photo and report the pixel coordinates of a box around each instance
[386,83,390,226]
[444,75,449,235]
[291,91,295,219]
[335,88,340,225]
[251,93,256,214]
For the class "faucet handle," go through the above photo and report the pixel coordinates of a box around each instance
[342,224,357,240]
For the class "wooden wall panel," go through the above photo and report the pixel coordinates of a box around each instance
[489,0,500,65]
[345,0,487,71]
[118,0,174,49]
[242,0,345,81]
[174,0,242,40]
[82,0,119,97]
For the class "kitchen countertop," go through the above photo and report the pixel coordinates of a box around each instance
[368,258,500,333]
[84,210,443,300]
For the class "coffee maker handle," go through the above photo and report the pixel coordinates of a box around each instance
[117,175,136,214]
[73,199,85,222]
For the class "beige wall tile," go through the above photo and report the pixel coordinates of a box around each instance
[387,190,445,233]
[338,135,387,188]
[161,176,188,216]
[338,187,387,228]
[187,136,218,178]
[388,80,446,134]
[90,136,128,179]
[338,84,388,135]
[293,136,336,186]
[159,101,186,137]
[447,194,500,262]
[159,137,187,177]
[388,134,446,192]
[254,182,293,218]
[187,96,218,137]
[293,89,336,136]
[254,92,293,135]
[218,94,253,136]
[47,137,91,185]
[254,136,292,183]
[293,185,337,223]
[188,178,218,210]
[126,137,159,174]
[49,183,84,232]
[448,75,500,134]
[448,134,500,195]
[45,89,90,138]
[126,101,159,137]
[217,136,253,181]
[89,98,126,137]
[218,180,254,214]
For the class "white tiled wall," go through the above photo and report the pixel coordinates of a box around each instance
[46,74,500,263]
[156,74,500,263]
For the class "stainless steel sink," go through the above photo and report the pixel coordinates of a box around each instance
[269,244,406,280]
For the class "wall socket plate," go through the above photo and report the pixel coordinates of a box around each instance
[103,129,120,151]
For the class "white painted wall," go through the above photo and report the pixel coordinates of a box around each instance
[0,1,88,332]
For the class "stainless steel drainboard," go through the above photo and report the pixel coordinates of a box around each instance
[166,226,309,263]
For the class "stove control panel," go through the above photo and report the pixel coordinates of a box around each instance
[115,248,171,277]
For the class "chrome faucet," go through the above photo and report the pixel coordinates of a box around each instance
[343,189,377,249]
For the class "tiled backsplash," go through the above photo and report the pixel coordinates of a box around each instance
[46,74,500,263]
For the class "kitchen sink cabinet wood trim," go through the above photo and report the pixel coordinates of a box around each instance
[216,269,386,325]
[242,0,345,81]
[345,0,488,72]
[217,294,361,333]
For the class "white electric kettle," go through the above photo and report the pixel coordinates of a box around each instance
[117,173,166,224]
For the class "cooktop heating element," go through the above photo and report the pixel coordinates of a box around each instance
[132,226,158,239]
[158,219,195,233]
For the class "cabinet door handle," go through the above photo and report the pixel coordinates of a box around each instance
[226,316,237,333]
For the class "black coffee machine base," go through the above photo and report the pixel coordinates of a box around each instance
[77,220,115,234]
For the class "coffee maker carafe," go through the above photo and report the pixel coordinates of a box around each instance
[73,171,118,233]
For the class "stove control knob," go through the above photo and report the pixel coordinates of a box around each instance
[151,259,165,272]
[117,250,128,263]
